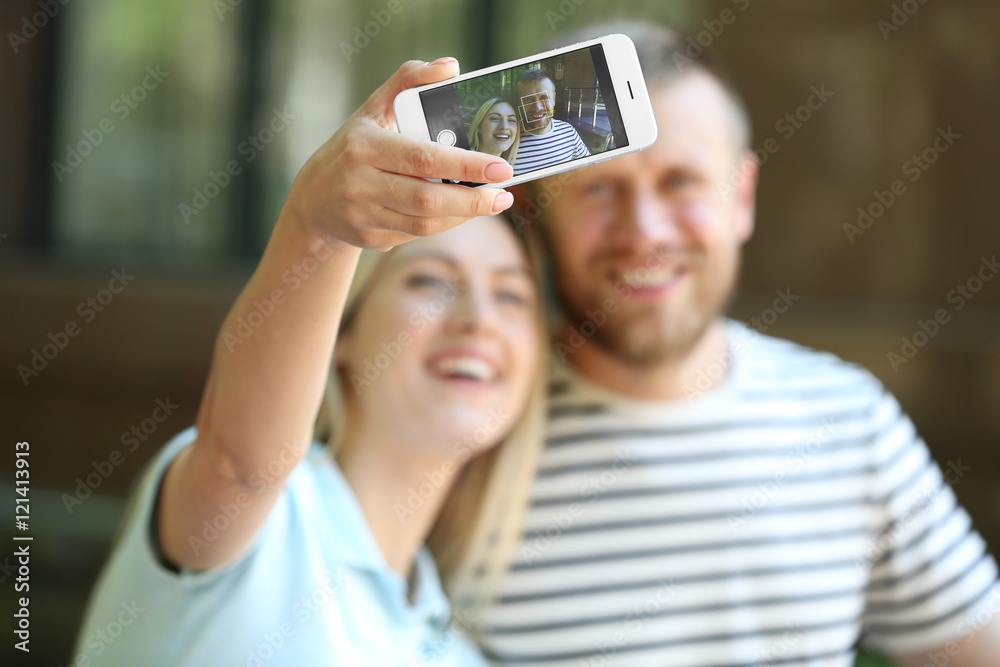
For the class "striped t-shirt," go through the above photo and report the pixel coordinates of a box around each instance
[477,319,999,666]
[512,119,591,176]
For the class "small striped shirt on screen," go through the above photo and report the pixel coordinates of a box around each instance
[512,119,591,177]
[477,320,999,667]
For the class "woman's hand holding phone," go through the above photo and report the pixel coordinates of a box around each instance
[282,58,514,253]
[157,61,514,574]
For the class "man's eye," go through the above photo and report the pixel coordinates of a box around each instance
[496,290,528,307]
[584,182,612,196]
[663,173,693,189]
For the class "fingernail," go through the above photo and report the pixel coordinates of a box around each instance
[428,57,457,66]
[492,191,514,214]
[484,161,513,182]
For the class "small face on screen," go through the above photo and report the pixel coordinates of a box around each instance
[419,44,628,185]
[516,82,556,135]
[469,100,519,158]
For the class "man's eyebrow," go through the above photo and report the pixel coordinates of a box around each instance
[494,265,533,279]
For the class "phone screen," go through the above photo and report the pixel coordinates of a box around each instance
[419,44,628,186]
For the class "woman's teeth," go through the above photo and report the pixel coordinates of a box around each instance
[493,132,510,141]
[431,357,498,382]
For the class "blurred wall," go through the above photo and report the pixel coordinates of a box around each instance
[1,0,998,664]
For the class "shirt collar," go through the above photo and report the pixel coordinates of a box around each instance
[310,446,451,626]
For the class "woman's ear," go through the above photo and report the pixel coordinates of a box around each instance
[333,327,352,369]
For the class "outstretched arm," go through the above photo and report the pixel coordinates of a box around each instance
[156,59,515,572]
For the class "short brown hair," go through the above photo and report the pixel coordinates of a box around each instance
[551,21,751,150]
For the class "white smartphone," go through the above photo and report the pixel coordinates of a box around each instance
[393,33,657,188]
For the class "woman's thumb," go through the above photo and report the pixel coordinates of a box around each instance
[365,58,459,126]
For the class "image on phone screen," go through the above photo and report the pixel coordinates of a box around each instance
[419,44,629,186]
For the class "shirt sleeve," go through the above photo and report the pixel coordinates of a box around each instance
[573,129,591,158]
[859,388,1000,653]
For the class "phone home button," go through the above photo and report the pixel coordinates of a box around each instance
[435,129,457,146]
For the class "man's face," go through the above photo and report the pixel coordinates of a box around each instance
[517,79,556,135]
[540,70,757,365]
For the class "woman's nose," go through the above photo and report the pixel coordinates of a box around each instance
[446,283,497,334]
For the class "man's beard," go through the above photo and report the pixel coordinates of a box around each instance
[556,252,741,367]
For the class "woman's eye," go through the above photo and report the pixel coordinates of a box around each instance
[407,274,446,289]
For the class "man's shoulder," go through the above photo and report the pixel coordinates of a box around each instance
[725,319,884,396]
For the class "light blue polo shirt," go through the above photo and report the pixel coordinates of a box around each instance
[72,427,488,667]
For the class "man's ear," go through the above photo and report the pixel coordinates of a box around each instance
[734,151,758,244]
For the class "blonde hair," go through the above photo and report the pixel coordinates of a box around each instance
[467,98,520,167]
[314,216,547,632]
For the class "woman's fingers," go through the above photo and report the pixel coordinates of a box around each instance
[363,58,460,128]
[367,170,513,220]
[353,122,513,184]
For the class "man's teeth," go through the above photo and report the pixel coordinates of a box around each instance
[432,357,497,382]
[620,269,680,289]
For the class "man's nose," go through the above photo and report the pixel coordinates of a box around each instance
[613,187,683,249]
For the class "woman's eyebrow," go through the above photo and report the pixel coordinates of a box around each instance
[392,250,460,269]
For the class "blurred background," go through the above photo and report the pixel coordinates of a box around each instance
[1,0,998,664]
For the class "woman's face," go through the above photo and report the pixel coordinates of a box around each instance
[476,102,518,157]
[336,216,539,461]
